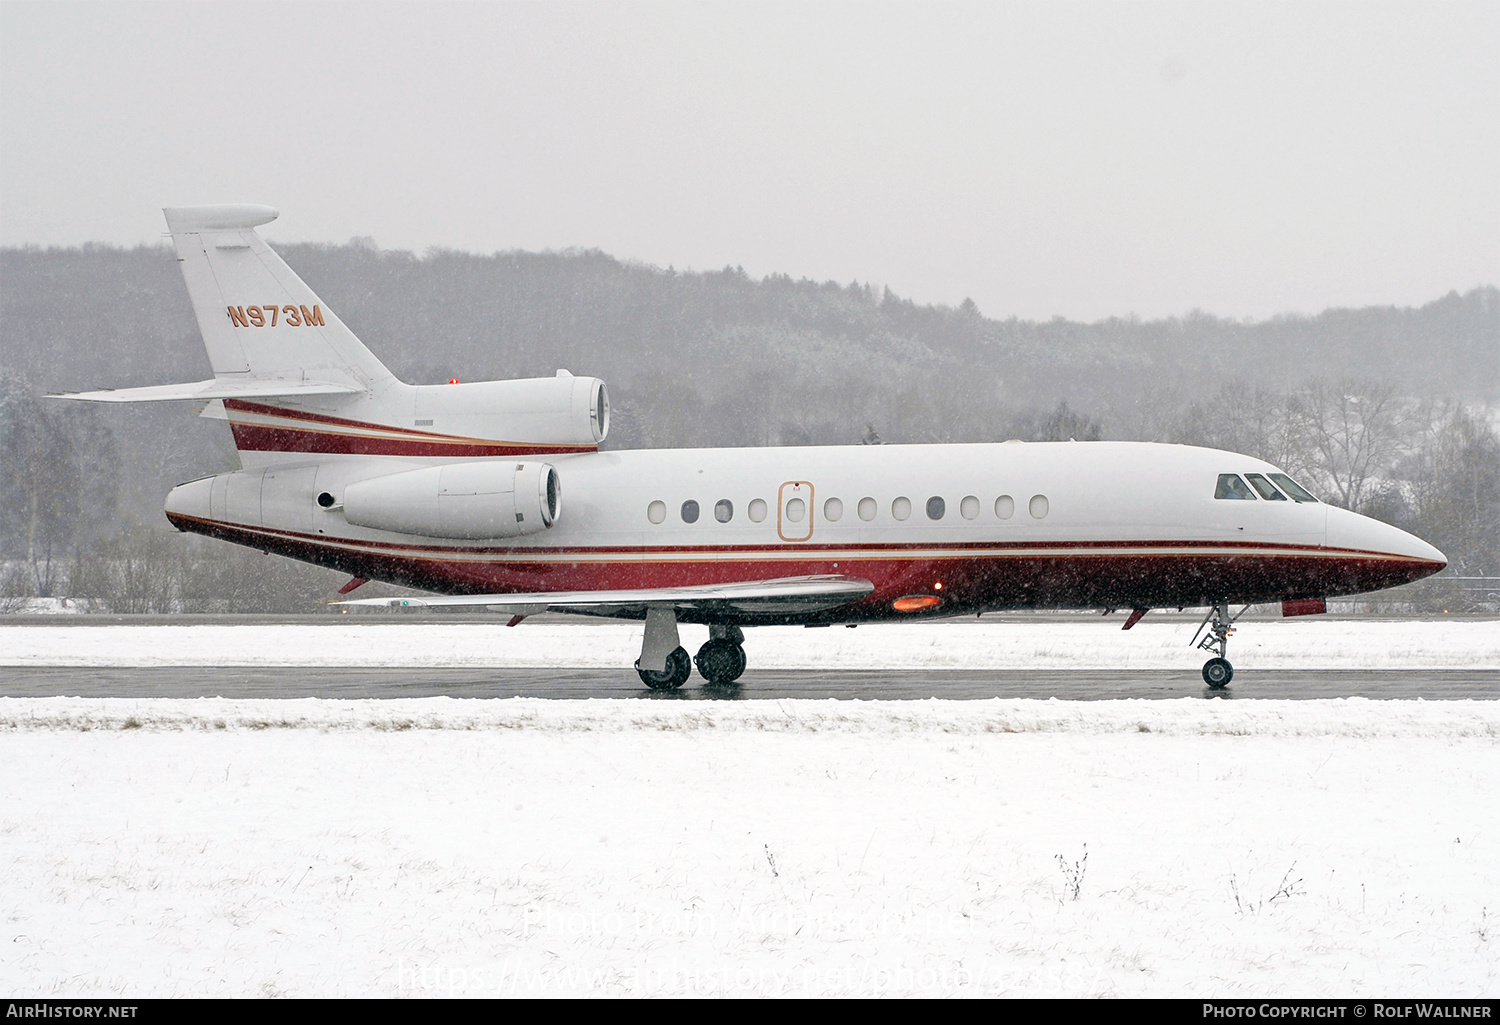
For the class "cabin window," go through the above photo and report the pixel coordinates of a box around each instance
[748,498,768,522]
[1214,474,1256,500]
[960,496,980,520]
[857,497,877,521]
[995,495,1015,519]
[892,497,912,521]
[824,497,843,522]
[681,500,700,523]
[647,500,666,524]
[1244,473,1287,501]
[1269,473,1320,503]
[926,496,945,520]
[1029,494,1049,519]
[785,497,806,522]
[714,499,733,522]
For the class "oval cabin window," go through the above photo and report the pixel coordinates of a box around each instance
[748,498,768,522]
[824,497,843,522]
[960,495,980,519]
[857,497,877,521]
[785,497,806,522]
[681,500,700,523]
[892,497,911,521]
[647,500,666,524]
[715,499,733,522]
[926,496,945,520]
[995,495,1015,519]
[1029,494,1049,519]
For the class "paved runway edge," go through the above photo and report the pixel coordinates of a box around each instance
[1,667,1494,700]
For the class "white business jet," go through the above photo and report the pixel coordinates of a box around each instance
[55,206,1447,689]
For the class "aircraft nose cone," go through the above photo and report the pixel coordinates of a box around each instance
[1323,505,1447,592]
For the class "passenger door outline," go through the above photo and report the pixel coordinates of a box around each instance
[778,481,814,542]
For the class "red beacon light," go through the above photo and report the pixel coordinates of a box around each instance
[448,378,461,385]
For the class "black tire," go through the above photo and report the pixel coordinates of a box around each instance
[695,640,747,685]
[1202,657,1233,689]
[637,646,692,689]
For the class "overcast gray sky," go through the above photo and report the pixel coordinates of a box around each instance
[2,1,1495,322]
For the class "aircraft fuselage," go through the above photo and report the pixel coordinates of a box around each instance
[165,438,1444,625]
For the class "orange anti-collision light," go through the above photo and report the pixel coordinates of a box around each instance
[893,595,942,612]
[449,378,461,384]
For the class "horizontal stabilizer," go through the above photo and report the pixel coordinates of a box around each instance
[50,379,363,403]
[334,575,875,616]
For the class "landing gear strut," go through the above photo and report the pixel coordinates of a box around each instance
[635,607,692,690]
[1192,600,1246,689]
[695,625,747,686]
[637,646,692,690]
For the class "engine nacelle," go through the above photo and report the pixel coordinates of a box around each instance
[342,461,560,539]
[412,374,608,447]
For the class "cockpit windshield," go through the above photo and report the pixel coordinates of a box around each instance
[1268,473,1319,503]
[1244,473,1287,500]
[1214,474,1256,500]
[1216,471,1320,503]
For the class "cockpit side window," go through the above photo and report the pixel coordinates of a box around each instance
[1268,473,1319,503]
[1215,474,1256,500]
[1245,473,1287,500]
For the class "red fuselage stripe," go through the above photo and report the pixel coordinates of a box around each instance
[222,400,596,456]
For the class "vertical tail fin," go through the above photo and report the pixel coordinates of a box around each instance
[163,205,395,390]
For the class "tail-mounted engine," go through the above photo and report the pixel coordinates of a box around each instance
[342,461,561,539]
[412,373,609,449]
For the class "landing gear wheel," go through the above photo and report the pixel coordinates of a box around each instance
[695,639,747,685]
[637,646,691,690]
[1203,657,1233,689]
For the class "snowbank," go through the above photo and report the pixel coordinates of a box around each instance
[1,697,1496,997]
[3,694,1498,739]
[2,618,1496,669]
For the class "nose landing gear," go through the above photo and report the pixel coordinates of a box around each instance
[1192,600,1245,689]
[1202,656,1233,688]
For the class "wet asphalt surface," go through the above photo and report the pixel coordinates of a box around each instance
[1,666,1493,700]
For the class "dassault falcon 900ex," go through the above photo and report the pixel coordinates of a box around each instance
[55,205,1447,690]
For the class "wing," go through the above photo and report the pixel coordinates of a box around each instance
[334,574,875,617]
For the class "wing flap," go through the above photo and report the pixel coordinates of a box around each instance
[335,574,875,616]
[50,379,364,403]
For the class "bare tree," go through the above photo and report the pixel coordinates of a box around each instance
[1175,380,1302,470]
[1405,405,1500,576]
[1285,379,1409,510]
[0,373,120,595]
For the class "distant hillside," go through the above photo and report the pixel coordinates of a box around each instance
[3,242,1495,410]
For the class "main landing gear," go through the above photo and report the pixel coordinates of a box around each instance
[1191,600,1246,689]
[695,625,747,687]
[637,646,692,690]
[634,610,747,690]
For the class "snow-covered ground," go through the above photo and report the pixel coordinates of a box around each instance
[2,616,1497,669]
[2,619,1496,997]
[1,696,1497,997]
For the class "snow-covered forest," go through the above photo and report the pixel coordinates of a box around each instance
[1,242,1495,611]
